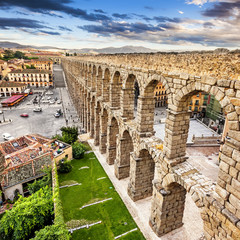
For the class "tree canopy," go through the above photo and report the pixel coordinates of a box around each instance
[0,186,53,240]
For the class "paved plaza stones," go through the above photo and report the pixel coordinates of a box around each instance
[62,52,240,239]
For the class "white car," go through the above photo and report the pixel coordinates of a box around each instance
[46,91,53,95]
[2,133,14,141]
[57,100,62,104]
[49,100,55,104]
[33,107,42,112]
[0,110,2,114]
[27,102,32,105]
[47,96,51,100]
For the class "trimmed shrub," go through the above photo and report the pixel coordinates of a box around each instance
[57,159,72,173]
[72,142,86,159]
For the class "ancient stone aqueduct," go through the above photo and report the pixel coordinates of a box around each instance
[62,53,240,239]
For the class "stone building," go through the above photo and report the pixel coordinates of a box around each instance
[62,52,240,240]
[154,82,167,107]
[8,69,53,88]
[25,59,53,71]
[0,134,72,200]
[0,80,27,97]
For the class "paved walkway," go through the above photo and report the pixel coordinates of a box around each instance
[55,64,81,130]
[154,119,219,143]
[88,139,204,240]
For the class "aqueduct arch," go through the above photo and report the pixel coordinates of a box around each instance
[115,130,134,179]
[107,117,119,165]
[62,53,240,240]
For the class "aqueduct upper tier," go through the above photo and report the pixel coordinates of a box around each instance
[62,52,240,240]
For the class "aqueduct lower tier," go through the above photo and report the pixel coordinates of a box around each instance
[62,53,240,239]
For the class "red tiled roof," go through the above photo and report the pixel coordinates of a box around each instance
[1,94,24,104]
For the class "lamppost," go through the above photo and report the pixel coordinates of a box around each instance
[2,110,5,122]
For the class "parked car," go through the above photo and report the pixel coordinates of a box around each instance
[2,133,14,141]
[49,100,55,104]
[20,113,29,117]
[0,110,2,114]
[42,100,49,103]
[33,107,42,112]
[54,109,62,118]
[29,92,33,95]
[57,100,62,104]
[46,91,53,95]
[47,96,51,100]
[27,102,32,105]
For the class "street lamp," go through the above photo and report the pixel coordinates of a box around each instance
[2,111,5,122]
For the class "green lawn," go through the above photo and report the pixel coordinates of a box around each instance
[59,150,145,240]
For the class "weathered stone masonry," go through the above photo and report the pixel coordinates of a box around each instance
[62,53,240,239]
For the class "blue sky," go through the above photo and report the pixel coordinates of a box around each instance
[0,0,239,50]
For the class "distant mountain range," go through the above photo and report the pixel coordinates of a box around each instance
[0,41,60,50]
[71,45,158,54]
[0,41,158,54]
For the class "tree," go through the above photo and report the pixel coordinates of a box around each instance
[0,186,53,240]
[14,51,26,59]
[72,142,86,159]
[31,224,70,240]
[25,64,36,69]
[60,126,78,144]
[28,167,52,194]
[73,52,77,56]
[3,50,14,60]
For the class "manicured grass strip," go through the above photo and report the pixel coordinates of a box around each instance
[80,198,113,209]
[59,149,145,240]
[115,228,138,239]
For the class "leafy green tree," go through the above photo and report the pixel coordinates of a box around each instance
[28,167,52,194]
[51,134,63,141]
[3,50,14,60]
[31,224,70,240]
[26,64,36,69]
[0,186,53,240]
[73,52,77,56]
[60,126,78,144]
[72,142,86,159]
[14,51,26,59]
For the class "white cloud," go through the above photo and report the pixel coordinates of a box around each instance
[178,10,184,14]
[186,0,239,5]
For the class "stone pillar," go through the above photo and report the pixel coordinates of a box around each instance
[87,98,90,133]
[90,99,95,138]
[163,109,191,160]
[94,105,100,146]
[106,122,119,165]
[102,78,109,102]
[110,82,121,108]
[128,151,155,201]
[120,88,134,120]
[136,96,155,134]
[99,111,107,154]
[83,94,87,132]
[114,136,133,180]
[96,74,102,97]
[149,183,186,237]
